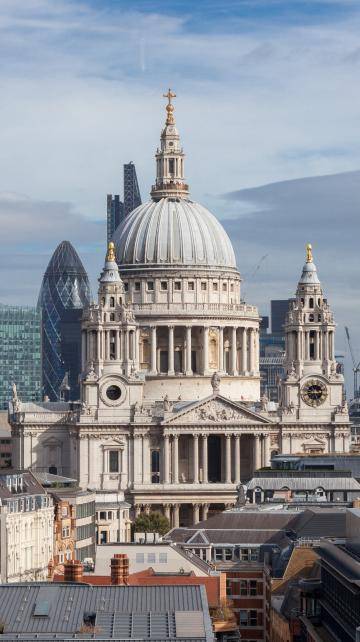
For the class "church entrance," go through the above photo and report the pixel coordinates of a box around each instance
[208,436,222,482]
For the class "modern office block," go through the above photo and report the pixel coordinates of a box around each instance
[124,161,142,217]
[0,304,41,409]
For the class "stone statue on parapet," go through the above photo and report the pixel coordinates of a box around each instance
[211,371,221,394]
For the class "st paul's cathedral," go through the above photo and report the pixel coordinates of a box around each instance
[10,91,350,527]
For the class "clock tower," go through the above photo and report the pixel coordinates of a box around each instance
[279,244,350,453]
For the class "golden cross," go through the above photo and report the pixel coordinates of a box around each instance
[163,88,176,106]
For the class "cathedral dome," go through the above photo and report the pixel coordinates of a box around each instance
[113,197,236,269]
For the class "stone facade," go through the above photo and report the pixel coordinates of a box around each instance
[0,471,53,582]
[9,95,350,528]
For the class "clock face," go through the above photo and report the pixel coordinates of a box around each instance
[301,379,327,407]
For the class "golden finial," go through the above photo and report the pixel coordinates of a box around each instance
[163,88,176,124]
[306,243,313,263]
[107,241,116,262]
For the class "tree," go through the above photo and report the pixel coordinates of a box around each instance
[134,511,170,536]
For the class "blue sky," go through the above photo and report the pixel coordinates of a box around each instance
[0,0,360,376]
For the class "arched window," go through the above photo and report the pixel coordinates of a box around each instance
[309,314,314,322]
[110,296,115,307]
[110,313,115,321]
[309,297,314,308]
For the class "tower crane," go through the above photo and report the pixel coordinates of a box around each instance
[345,326,360,399]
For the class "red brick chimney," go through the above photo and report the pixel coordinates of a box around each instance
[110,554,129,585]
[64,560,83,583]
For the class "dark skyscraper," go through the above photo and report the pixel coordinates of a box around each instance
[107,194,124,243]
[123,161,142,218]
[106,163,142,242]
[271,299,292,333]
[38,241,90,401]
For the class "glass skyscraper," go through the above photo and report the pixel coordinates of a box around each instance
[38,241,91,402]
[0,304,42,409]
[107,194,124,244]
[124,162,142,217]
[107,162,142,242]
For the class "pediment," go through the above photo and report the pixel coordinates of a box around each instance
[163,394,272,425]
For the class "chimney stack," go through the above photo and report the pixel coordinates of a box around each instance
[110,554,129,585]
[64,560,83,583]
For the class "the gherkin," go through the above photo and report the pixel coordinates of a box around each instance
[38,241,90,401]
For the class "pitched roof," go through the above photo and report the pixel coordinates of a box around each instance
[285,508,347,539]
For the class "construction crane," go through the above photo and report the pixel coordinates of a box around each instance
[345,326,360,399]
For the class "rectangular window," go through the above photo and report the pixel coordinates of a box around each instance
[147,553,156,563]
[224,548,233,561]
[135,282,141,291]
[249,580,257,596]
[214,548,223,561]
[222,282,227,291]
[159,553,167,563]
[109,451,119,473]
[161,281,168,290]
[239,611,248,626]
[124,282,129,292]
[201,282,207,290]
[226,579,232,596]
[174,281,181,290]
[213,282,218,291]
[169,159,175,174]
[250,549,259,561]
[249,610,257,626]
[99,511,106,520]
[240,548,249,561]
[147,281,154,291]
[135,553,144,563]
[188,281,194,290]
[230,283,234,292]
[240,580,248,595]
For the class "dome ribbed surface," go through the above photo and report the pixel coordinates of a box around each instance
[113,198,236,268]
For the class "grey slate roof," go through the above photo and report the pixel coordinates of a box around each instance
[0,584,213,641]
[248,476,360,491]
[286,508,347,539]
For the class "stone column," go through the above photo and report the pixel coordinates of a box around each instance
[202,503,209,521]
[173,504,180,528]
[115,330,120,360]
[134,504,141,518]
[173,435,179,484]
[230,326,237,375]
[125,330,130,362]
[186,326,192,375]
[263,434,271,467]
[203,326,209,374]
[133,435,142,484]
[202,434,208,483]
[106,330,110,361]
[297,330,302,361]
[168,326,175,375]
[254,435,262,471]
[150,326,157,375]
[193,435,199,484]
[193,504,200,524]
[241,328,247,374]
[234,434,241,484]
[164,504,171,522]
[225,434,232,483]
[135,327,140,368]
[142,434,150,484]
[96,331,101,361]
[219,327,224,372]
[163,434,170,484]
[249,328,255,374]
[81,331,86,370]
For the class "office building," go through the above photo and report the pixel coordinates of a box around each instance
[0,471,53,583]
[106,163,142,243]
[124,161,142,217]
[107,194,125,243]
[271,300,291,334]
[0,304,41,409]
[38,241,90,401]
